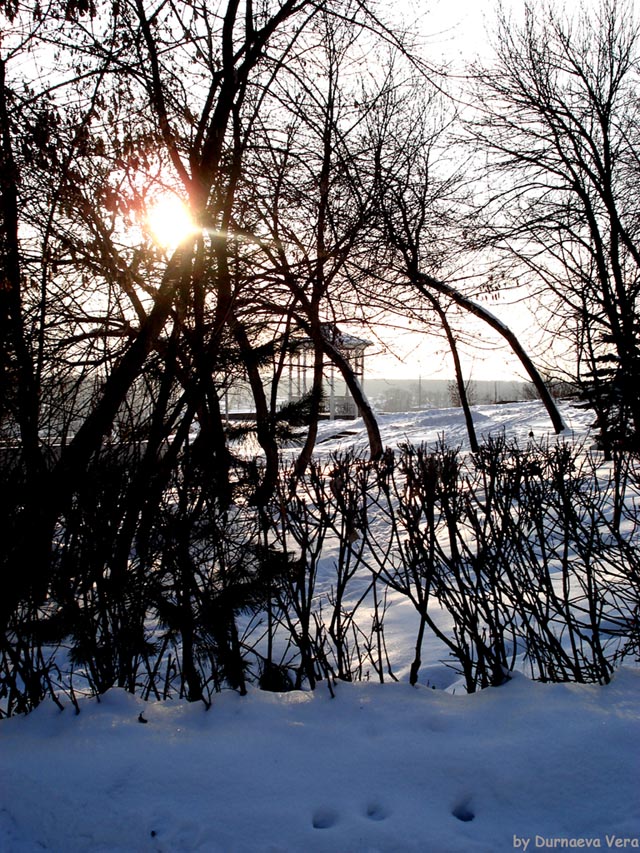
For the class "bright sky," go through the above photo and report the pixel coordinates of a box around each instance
[396,0,518,64]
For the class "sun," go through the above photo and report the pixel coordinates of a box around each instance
[146,195,198,248]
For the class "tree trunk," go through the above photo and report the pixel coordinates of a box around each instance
[412,270,566,435]
[321,338,383,460]
[425,292,479,452]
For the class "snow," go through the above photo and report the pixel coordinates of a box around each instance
[2,401,639,852]
[2,673,639,852]
[311,400,592,456]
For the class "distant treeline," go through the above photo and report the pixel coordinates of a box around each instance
[365,378,576,413]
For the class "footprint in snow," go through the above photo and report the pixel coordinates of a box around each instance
[451,798,475,822]
[365,802,391,822]
[312,808,340,829]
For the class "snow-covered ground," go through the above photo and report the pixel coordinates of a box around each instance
[2,672,639,852]
[1,401,639,852]
[311,399,592,457]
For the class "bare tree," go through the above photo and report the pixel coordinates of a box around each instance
[0,0,412,710]
[469,0,640,452]
[0,0,384,692]
[363,73,566,438]
[235,9,389,469]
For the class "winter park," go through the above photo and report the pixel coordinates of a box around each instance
[1,0,640,851]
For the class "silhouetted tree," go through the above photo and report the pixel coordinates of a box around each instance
[365,73,565,439]
[470,0,640,452]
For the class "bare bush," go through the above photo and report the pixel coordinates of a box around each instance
[2,431,639,716]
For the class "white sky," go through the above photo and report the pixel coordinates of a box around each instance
[396,0,518,64]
